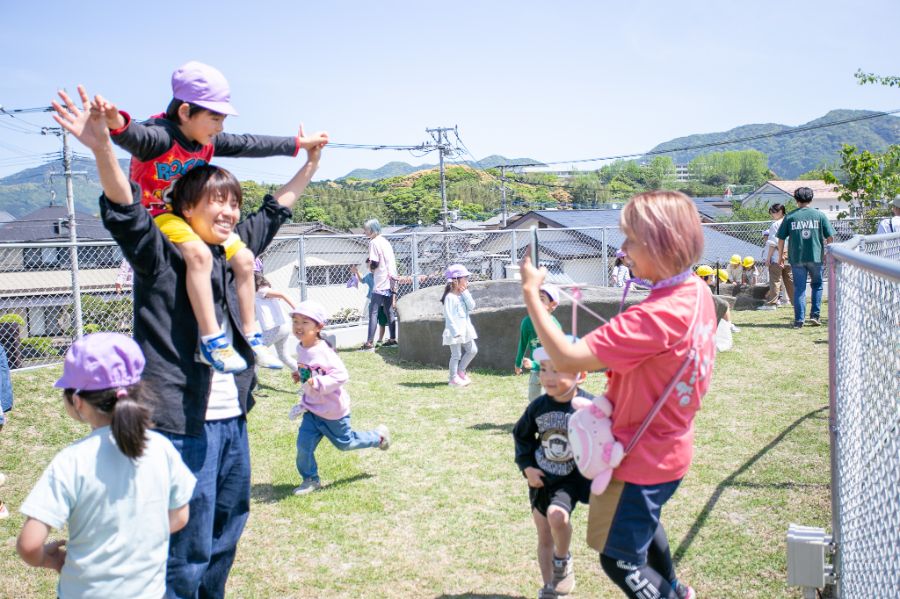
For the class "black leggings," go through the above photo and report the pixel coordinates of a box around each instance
[600,523,680,599]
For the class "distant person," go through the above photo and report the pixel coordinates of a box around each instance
[349,262,390,346]
[441,264,478,387]
[737,256,757,290]
[114,259,133,294]
[875,196,900,234]
[17,333,195,599]
[758,204,793,310]
[254,273,296,369]
[362,219,398,350]
[100,60,324,371]
[512,341,592,599]
[289,301,390,495]
[611,257,630,287]
[514,284,562,401]
[776,186,835,328]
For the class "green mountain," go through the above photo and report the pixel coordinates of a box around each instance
[647,109,900,178]
[341,155,540,180]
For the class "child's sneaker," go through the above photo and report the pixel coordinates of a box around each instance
[292,479,322,495]
[449,375,468,387]
[537,585,558,599]
[552,554,575,595]
[199,334,247,373]
[673,581,696,599]
[375,424,391,450]
[249,333,283,369]
[457,371,472,385]
[0,501,8,519]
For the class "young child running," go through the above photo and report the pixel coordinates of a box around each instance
[513,338,592,599]
[441,264,478,387]
[519,190,715,599]
[289,301,390,495]
[97,60,327,373]
[515,283,563,401]
[16,333,196,599]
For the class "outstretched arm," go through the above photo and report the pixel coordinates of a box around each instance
[272,126,328,209]
[51,86,131,205]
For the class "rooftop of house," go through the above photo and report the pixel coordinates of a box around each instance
[0,206,110,243]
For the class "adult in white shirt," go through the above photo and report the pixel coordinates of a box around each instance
[875,197,900,235]
[758,203,794,310]
[363,219,398,349]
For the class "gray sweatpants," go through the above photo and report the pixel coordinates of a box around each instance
[449,340,478,379]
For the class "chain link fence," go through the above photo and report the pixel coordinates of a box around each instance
[0,216,877,370]
[826,231,900,599]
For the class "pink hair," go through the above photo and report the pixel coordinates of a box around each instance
[620,191,703,277]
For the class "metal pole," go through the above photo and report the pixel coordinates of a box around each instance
[510,229,518,279]
[63,130,84,339]
[826,246,842,598]
[298,236,308,301]
[439,144,447,232]
[500,165,508,228]
[601,227,609,286]
[411,232,419,293]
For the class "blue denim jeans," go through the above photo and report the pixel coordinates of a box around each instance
[296,412,381,482]
[160,416,251,599]
[790,263,824,324]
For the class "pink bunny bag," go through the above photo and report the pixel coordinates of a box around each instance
[567,394,624,495]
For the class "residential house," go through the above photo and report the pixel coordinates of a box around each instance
[742,180,842,217]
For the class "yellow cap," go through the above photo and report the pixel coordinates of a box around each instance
[695,265,714,277]
[716,269,729,283]
[730,254,741,265]
[742,256,755,268]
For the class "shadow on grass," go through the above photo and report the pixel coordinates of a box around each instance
[400,381,448,389]
[673,405,829,562]
[251,473,374,503]
[436,594,528,599]
[468,422,514,435]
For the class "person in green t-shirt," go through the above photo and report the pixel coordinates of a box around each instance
[775,186,835,328]
[515,284,563,401]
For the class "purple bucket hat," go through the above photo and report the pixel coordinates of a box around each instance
[291,300,329,325]
[55,332,145,391]
[615,249,627,259]
[171,61,239,116]
[444,264,471,281]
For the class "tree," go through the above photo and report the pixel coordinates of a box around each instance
[855,69,900,88]
[823,144,900,229]
[642,156,677,190]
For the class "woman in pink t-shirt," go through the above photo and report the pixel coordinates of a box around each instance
[519,191,716,599]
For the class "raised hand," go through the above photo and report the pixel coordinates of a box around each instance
[51,86,109,152]
[296,124,329,150]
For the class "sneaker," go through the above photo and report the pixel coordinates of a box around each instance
[449,375,467,387]
[199,334,247,373]
[360,342,374,351]
[552,554,575,595]
[382,339,398,347]
[537,585,559,599]
[756,304,777,311]
[457,372,472,384]
[375,424,391,450]
[808,316,821,326]
[0,501,8,519]
[249,334,283,369]
[792,321,804,329]
[673,581,696,599]
[292,479,322,495]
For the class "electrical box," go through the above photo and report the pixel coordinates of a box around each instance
[787,524,833,590]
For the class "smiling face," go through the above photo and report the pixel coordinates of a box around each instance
[182,190,240,245]
[178,106,226,146]
[538,360,584,401]
[292,314,323,346]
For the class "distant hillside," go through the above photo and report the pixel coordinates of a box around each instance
[648,109,900,178]
[0,158,130,218]
[341,154,540,180]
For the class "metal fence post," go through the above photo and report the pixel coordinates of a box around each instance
[510,229,518,277]
[601,227,609,287]
[298,235,308,301]
[826,246,843,599]
[411,232,419,292]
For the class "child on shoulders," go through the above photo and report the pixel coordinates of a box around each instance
[513,339,591,599]
[289,301,390,495]
[98,60,327,373]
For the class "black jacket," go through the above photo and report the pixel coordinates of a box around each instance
[100,184,291,436]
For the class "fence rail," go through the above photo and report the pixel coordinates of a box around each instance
[0,216,876,371]
[826,231,900,599]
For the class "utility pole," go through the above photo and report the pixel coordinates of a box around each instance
[425,126,457,232]
[500,165,508,228]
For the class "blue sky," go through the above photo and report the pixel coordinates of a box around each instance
[1,0,898,183]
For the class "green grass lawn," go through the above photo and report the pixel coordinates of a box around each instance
[0,305,832,598]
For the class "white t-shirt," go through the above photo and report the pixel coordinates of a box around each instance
[20,428,196,599]
[204,370,241,420]
[255,286,287,332]
[367,235,397,294]
[876,215,900,234]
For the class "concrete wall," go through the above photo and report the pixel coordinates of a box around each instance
[396,280,649,371]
